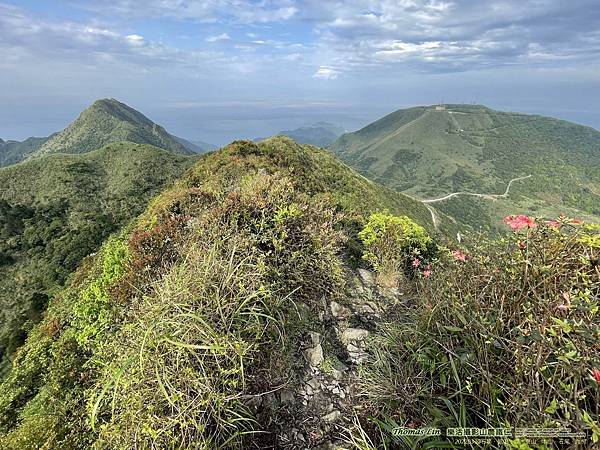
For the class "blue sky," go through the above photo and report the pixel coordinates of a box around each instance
[1,0,600,145]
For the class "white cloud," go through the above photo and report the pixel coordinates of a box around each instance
[313,67,339,80]
[73,0,297,24]
[125,34,145,46]
[306,0,600,73]
[205,33,230,42]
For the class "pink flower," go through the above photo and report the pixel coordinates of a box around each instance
[503,215,537,231]
[593,368,600,383]
[452,250,467,261]
[545,220,561,228]
[423,270,431,278]
[412,258,421,268]
[556,292,572,311]
[570,219,583,225]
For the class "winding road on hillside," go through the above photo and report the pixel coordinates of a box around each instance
[420,174,532,228]
[422,175,532,203]
[358,165,532,229]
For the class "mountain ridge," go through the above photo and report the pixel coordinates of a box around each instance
[32,98,194,157]
[331,103,600,230]
[256,122,346,147]
[0,136,50,167]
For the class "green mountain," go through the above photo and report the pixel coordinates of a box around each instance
[0,142,196,373]
[0,137,597,449]
[258,122,346,147]
[33,98,194,157]
[171,135,218,153]
[0,136,49,167]
[331,104,600,230]
[0,137,441,448]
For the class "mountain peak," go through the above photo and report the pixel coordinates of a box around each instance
[271,121,346,147]
[331,104,600,230]
[33,99,192,156]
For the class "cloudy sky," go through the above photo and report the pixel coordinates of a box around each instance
[1,0,600,144]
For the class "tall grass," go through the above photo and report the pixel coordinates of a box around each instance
[355,220,600,449]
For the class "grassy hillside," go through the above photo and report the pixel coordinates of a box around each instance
[34,99,193,157]
[0,137,597,448]
[0,137,48,168]
[0,143,196,373]
[0,137,597,449]
[0,137,445,447]
[331,104,600,231]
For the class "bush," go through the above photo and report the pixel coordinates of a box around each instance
[358,212,434,286]
[356,217,600,448]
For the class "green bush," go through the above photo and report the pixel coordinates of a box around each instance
[358,212,434,286]
[356,217,600,448]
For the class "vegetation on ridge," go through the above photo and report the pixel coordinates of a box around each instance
[0,137,597,449]
[0,138,442,448]
[351,217,600,449]
[0,142,195,373]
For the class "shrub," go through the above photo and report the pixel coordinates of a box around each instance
[356,217,600,448]
[358,212,434,286]
[72,237,129,348]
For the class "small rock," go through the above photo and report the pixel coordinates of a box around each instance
[347,343,361,353]
[322,410,341,423]
[305,345,323,367]
[358,268,374,286]
[331,368,344,380]
[352,284,365,295]
[330,301,352,320]
[363,301,380,314]
[305,333,324,367]
[328,356,348,381]
[309,331,321,346]
[341,328,369,344]
[307,377,320,390]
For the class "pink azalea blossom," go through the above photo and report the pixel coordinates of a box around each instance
[412,258,421,267]
[503,215,537,231]
[593,368,600,383]
[452,250,467,261]
[545,220,561,228]
[423,270,432,278]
